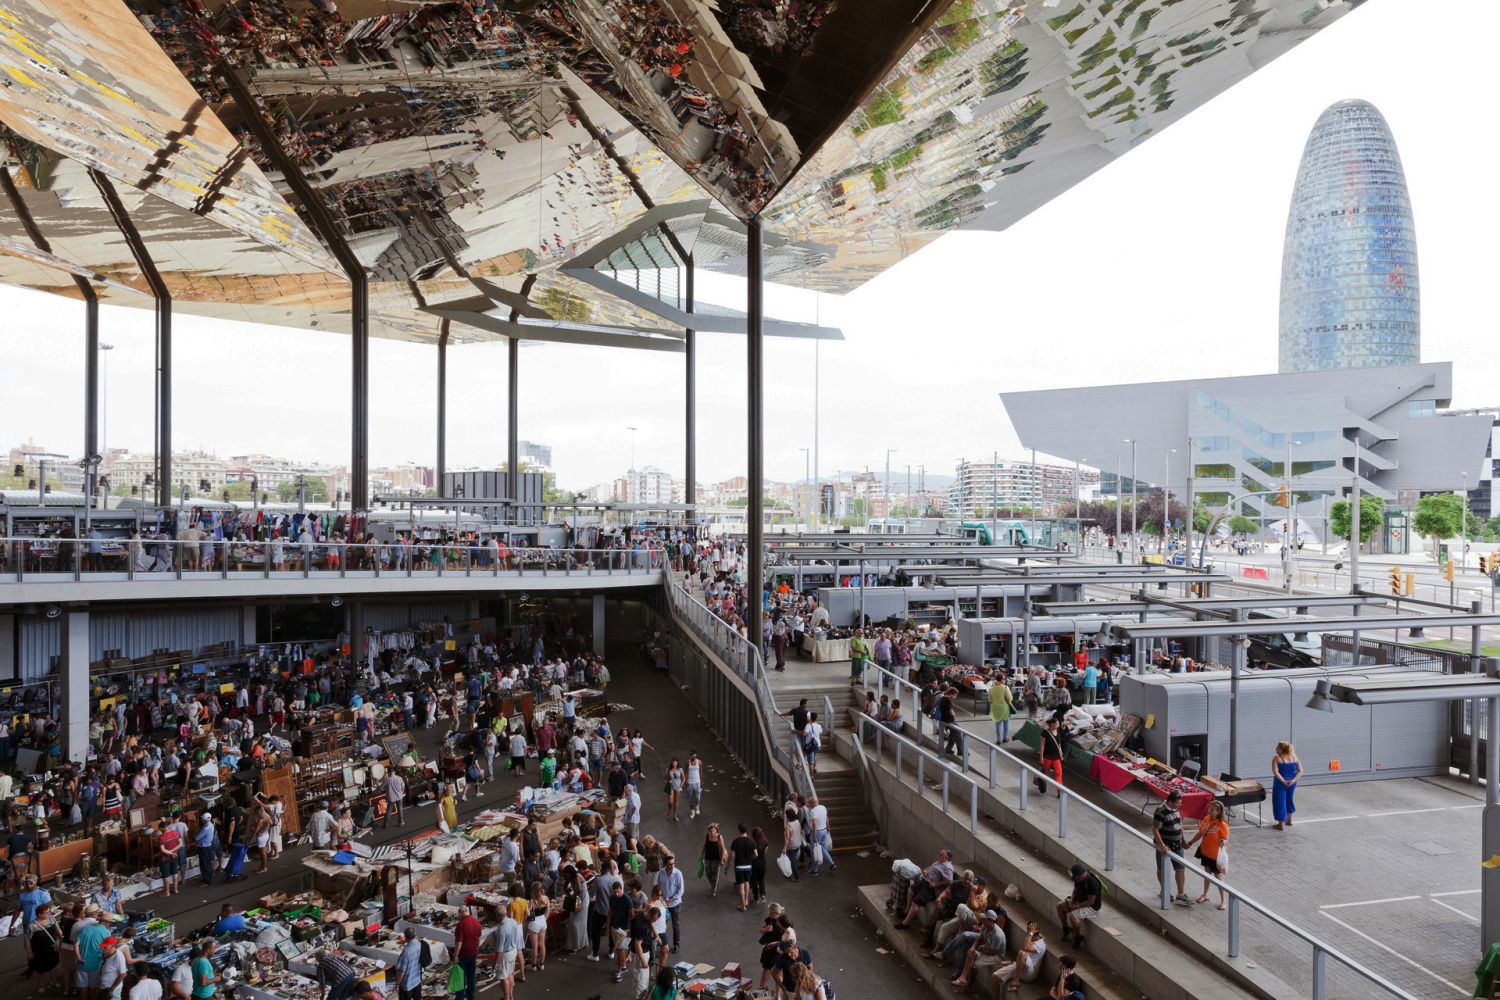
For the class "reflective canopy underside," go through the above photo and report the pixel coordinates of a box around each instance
[0,0,1366,342]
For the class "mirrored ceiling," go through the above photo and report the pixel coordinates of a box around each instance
[0,0,1367,340]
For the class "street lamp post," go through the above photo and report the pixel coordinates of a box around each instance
[99,343,114,470]
[884,448,896,529]
[1462,472,1469,568]
[1164,448,1176,554]
[1074,458,1084,551]
[799,447,810,529]
[1123,439,1137,562]
[1115,455,1122,552]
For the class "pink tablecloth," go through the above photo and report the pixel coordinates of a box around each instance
[1089,754,1138,793]
[1089,756,1214,819]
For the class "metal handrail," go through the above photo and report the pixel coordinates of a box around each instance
[0,538,668,582]
[664,581,823,799]
[852,704,1417,1000]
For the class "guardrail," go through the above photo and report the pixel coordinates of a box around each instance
[0,538,667,582]
[663,581,820,802]
[851,700,1418,1000]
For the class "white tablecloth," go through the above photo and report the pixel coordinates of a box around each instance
[801,636,850,662]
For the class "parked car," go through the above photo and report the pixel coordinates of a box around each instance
[1244,611,1322,669]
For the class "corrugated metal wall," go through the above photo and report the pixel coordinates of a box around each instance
[89,609,240,661]
[17,616,60,681]
[363,601,474,632]
[14,609,243,682]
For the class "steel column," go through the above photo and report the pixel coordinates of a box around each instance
[747,219,765,655]
[351,272,369,509]
[685,258,696,529]
[91,170,171,506]
[0,168,103,497]
[508,336,520,520]
[84,290,100,487]
[1229,607,1245,776]
[220,66,369,509]
[437,320,450,486]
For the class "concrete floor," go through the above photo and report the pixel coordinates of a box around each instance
[760,644,1486,999]
[0,658,939,1000]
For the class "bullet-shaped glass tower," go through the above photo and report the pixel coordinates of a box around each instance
[1278,99,1419,373]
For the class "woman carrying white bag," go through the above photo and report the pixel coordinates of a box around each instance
[781,805,804,881]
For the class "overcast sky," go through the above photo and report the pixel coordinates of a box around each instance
[3,3,1495,494]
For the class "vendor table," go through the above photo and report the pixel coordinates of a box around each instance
[0,836,94,880]
[1012,720,1095,765]
[1089,756,1214,820]
[801,636,850,662]
[393,917,460,950]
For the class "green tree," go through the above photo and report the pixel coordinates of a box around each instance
[1227,515,1258,537]
[222,480,260,502]
[1412,493,1465,560]
[1487,514,1500,539]
[1328,495,1385,545]
[839,497,869,526]
[275,477,328,504]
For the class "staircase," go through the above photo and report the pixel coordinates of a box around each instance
[814,752,879,855]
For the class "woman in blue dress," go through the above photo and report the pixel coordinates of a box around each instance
[1272,741,1302,830]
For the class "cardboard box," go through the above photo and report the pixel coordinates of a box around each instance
[259,891,288,910]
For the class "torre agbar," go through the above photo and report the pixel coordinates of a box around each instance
[1278,99,1421,374]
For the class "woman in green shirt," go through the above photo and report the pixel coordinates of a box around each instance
[988,680,1014,743]
[647,967,679,1000]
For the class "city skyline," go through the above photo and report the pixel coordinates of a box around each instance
[1278,99,1420,372]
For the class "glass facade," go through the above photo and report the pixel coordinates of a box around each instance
[1278,100,1419,373]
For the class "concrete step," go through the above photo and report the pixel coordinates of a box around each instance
[841,727,1299,1000]
[858,884,1145,1000]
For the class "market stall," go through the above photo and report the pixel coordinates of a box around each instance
[801,634,850,662]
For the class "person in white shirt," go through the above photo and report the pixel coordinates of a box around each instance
[169,957,194,1000]
[130,963,163,1000]
[623,785,642,843]
[308,802,338,848]
[806,796,836,875]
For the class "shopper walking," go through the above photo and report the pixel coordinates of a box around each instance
[587,860,620,961]
[849,627,871,686]
[665,758,684,822]
[988,679,1013,744]
[654,854,684,953]
[685,751,705,820]
[624,784,642,844]
[526,883,549,971]
[1186,801,1230,909]
[1152,790,1192,904]
[1271,741,1301,830]
[730,823,756,911]
[562,864,588,953]
[807,796,835,875]
[1038,718,1064,795]
[781,807,804,882]
[702,823,727,898]
[454,906,482,1000]
[749,826,769,905]
[194,813,218,887]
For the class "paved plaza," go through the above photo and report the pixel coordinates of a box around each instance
[765,648,1486,999]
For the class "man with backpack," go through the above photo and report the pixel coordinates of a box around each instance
[395,928,425,1000]
[1055,864,1103,947]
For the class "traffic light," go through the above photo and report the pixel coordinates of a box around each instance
[1389,567,1402,594]
[1445,559,1455,583]
[1481,556,1489,574]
